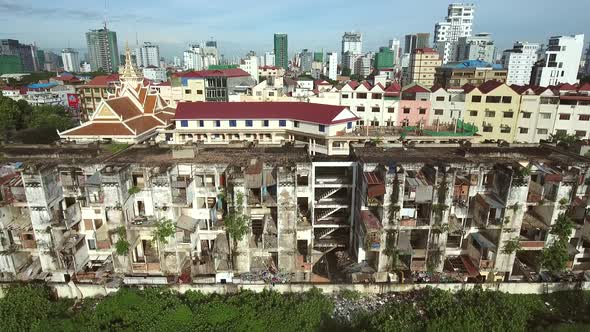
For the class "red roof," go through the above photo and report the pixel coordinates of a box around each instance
[346,80,360,89]
[403,84,430,94]
[477,80,504,93]
[314,80,332,86]
[385,82,401,93]
[557,83,577,91]
[85,74,120,87]
[358,81,372,90]
[174,102,357,125]
[578,83,590,91]
[462,83,477,93]
[178,68,250,78]
[430,84,444,92]
[414,48,438,54]
[259,65,279,70]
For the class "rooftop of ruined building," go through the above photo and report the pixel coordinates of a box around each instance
[354,144,590,167]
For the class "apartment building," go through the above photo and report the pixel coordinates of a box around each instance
[463,81,521,142]
[399,83,431,126]
[1,142,589,284]
[76,74,120,117]
[531,34,585,87]
[173,68,256,102]
[435,60,507,88]
[407,48,442,87]
[430,85,466,124]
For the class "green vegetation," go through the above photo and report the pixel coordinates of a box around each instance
[127,186,141,195]
[114,226,129,256]
[2,286,590,331]
[0,95,74,143]
[224,191,250,244]
[103,143,129,154]
[542,213,575,272]
[152,218,176,245]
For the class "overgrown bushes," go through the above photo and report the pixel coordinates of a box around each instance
[1,285,590,331]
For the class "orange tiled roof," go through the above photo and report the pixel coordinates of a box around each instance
[63,122,134,136]
[105,98,143,120]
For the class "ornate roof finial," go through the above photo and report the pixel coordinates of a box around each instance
[119,40,143,86]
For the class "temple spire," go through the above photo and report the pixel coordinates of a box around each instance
[119,41,143,86]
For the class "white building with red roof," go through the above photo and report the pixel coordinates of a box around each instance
[163,101,360,155]
[59,47,175,144]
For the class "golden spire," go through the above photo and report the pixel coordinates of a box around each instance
[119,40,143,86]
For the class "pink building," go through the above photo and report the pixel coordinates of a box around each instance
[398,83,431,126]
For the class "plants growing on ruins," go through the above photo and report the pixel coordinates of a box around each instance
[225,191,250,262]
[502,237,522,255]
[114,226,129,256]
[387,177,400,224]
[383,230,399,271]
[127,186,141,195]
[542,213,575,272]
[152,218,176,245]
[511,166,531,187]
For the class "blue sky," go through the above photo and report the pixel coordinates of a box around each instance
[1,0,589,59]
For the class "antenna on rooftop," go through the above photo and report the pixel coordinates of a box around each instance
[136,31,139,46]
[103,0,108,29]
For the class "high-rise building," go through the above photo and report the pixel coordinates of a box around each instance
[183,45,204,70]
[374,47,394,70]
[326,52,338,80]
[135,42,160,68]
[501,42,540,85]
[407,48,442,86]
[264,51,275,67]
[434,3,475,64]
[0,55,22,74]
[354,54,372,77]
[531,34,585,86]
[299,49,313,73]
[203,40,219,65]
[404,33,430,54]
[61,48,80,72]
[173,56,182,67]
[1,39,39,72]
[274,33,288,69]
[239,52,259,81]
[342,51,361,73]
[388,38,401,66]
[341,32,362,68]
[85,26,119,72]
[455,32,496,63]
[584,43,590,76]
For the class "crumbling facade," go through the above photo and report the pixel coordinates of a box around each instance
[1,142,590,284]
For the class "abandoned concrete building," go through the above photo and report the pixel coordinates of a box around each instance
[1,142,590,284]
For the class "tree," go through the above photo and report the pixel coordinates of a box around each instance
[542,213,575,272]
[152,218,176,245]
[340,67,351,77]
[224,191,250,266]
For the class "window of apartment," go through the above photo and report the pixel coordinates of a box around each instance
[184,89,191,94]
[519,128,529,134]
[215,120,221,127]
[485,111,496,117]
[357,120,364,126]
[372,107,380,113]
[198,120,204,127]
[483,126,493,132]
[403,108,410,114]
[229,120,237,127]
[486,96,501,103]
[579,114,590,121]
[196,90,203,95]
[263,120,269,127]
[387,107,395,113]
[318,124,325,132]
[502,96,512,103]
[268,92,275,96]
[540,113,551,119]
[180,120,188,128]
[434,109,444,115]
[537,128,548,135]
[347,122,353,129]
[370,121,380,126]
[357,93,367,99]
[372,93,382,99]
[357,106,365,112]
[419,108,426,114]
[87,239,96,250]
[522,112,532,119]
[294,121,299,128]
[559,113,571,120]
[279,120,287,127]
[500,126,511,133]
[471,95,482,103]
[555,130,567,136]
[576,130,587,137]
[342,93,349,99]
[436,96,445,101]
[503,112,514,118]
[469,110,478,116]
[245,120,253,127]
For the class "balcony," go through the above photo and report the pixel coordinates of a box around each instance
[479,259,494,270]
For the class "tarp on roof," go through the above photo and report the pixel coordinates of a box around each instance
[176,215,198,232]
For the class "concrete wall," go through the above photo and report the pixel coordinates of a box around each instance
[8,280,588,300]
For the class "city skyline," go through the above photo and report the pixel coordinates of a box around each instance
[1,0,589,59]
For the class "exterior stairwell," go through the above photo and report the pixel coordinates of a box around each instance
[315,227,337,239]
[316,207,342,221]
[316,188,341,202]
